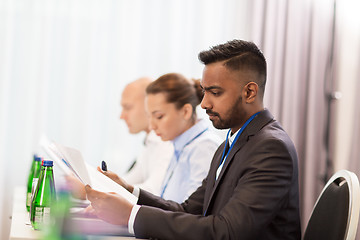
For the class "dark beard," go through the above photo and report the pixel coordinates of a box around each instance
[211,95,244,130]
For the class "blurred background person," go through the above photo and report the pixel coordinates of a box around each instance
[67,77,173,198]
[119,77,173,194]
[100,73,222,203]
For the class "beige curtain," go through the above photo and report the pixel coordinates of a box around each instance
[249,0,337,231]
[349,68,360,239]
[332,0,360,237]
[346,46,360,240]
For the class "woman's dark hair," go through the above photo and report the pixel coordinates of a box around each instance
[146,73,203,117]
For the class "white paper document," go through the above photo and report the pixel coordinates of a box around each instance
[40,135,138,205]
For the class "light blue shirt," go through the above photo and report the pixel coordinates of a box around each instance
[160,119,222,203]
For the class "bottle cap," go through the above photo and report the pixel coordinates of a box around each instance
[35,156,42,161]
[43,160,53,167]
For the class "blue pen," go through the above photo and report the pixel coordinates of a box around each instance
[101,160,107,171]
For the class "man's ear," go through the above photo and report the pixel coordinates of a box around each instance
[244,82,258,103]
[182,103,194,120]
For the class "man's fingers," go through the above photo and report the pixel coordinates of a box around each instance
[85,185,92,195]
[85,185,97,201]
[85,185,109,202]
[84,205,97,217]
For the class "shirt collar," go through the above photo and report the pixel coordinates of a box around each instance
[228,128,240,146]
[172,119,209,156]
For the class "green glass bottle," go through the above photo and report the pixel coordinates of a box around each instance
[31,160,56,230]
[30,160,45,215]
[26,155,42,212]
[46,186,71,239]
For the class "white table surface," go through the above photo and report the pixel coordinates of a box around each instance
[9,186,143,240]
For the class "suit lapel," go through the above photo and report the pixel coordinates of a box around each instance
[203,109,274,215]
[203,132,248,214]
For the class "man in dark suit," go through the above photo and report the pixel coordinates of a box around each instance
[85,39,301,240]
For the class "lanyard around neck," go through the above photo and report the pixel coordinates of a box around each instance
[218,111,260,168]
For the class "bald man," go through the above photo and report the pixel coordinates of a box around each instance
[118,77,173,195]
[66,78,172,198]
[120,77,152,134]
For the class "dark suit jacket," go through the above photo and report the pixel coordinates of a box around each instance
[133,109,301,240]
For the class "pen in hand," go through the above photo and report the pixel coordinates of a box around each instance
[101,160,107,171]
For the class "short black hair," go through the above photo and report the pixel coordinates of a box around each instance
[198,39,267,97]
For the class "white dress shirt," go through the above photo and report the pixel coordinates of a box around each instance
[216,129,239,180]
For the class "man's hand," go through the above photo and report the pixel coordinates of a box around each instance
[65,174,86,200]
[96,166,134,193]
[85,185,133,226]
